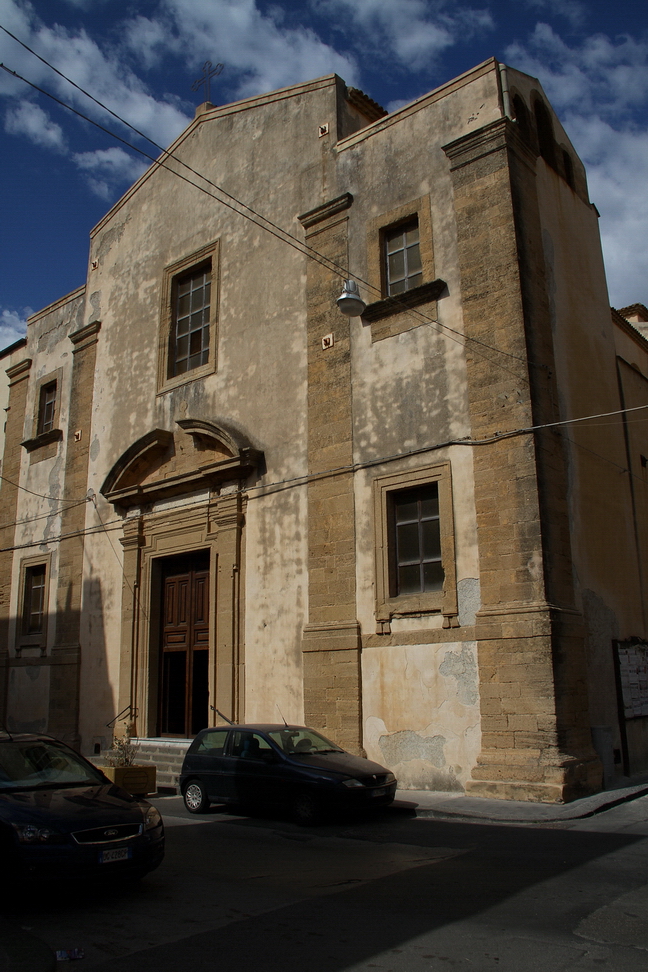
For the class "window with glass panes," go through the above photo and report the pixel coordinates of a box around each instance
[392,484,444,595]
[170,264,211,377]
[37,381,57,435]
[22,564,46,635]
[384,219,422,295]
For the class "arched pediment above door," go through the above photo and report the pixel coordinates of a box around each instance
[101,421,263,510]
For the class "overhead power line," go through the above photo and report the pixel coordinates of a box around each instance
[0,24,533,383]
[0,403,645,549]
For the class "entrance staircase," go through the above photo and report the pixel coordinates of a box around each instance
[97,738,191,794]
[131,739,191,792]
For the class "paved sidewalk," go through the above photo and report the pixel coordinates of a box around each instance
[395,776,648,823]
[0,918,55,972]
[8,777,648,972]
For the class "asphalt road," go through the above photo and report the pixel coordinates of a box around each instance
[4,793,648,971]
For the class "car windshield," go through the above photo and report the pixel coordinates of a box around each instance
[268,728,345,756]
[0,739,106,790]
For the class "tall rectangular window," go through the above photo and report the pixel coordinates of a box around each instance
[22,564,46,636]
[384,219,422,295]
[373,463,457,626]
[37,381,57,435]
[170,263,211,377]
[392,484,444,596]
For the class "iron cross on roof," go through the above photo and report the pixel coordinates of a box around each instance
[191,60,224,105]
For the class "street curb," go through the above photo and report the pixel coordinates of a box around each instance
[395,782,648,825]
[0,919,56,972]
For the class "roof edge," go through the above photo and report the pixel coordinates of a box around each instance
[89,74,341,240]
[27,285,86,325]
[336,58,498,151]
[612,306,648,349]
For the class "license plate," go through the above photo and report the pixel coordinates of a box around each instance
[372,787,387,798]
[100,847,131,864]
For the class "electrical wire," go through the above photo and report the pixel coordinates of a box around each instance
[0,473,88,503]
[0,29,533,382]
[0,515,123,553]
[2,400,644,547]
[0,497,88,530]
[0,31,646,534]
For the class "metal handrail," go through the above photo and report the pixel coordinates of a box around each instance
[106,705,138,729]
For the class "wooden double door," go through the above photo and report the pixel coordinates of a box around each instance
[159,552,210,737]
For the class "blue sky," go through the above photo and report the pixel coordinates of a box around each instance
[1,0,647,349]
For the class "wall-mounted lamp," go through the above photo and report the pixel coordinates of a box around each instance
[336,279,366,317]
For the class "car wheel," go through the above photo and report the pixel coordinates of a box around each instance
[292,791,322,826]
[183,780,210,813]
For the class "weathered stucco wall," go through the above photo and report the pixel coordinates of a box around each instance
[362,641,481,790]
[3,60,644,796]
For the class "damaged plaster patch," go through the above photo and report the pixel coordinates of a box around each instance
[457,577,480,626]
[527,549,542,582]
[379,730,446,768]
[88,291,101,321]
[439,643,478,706]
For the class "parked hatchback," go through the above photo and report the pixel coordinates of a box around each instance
[180,724,397,823]
[0,732,164,882]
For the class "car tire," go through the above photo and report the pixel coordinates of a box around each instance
[292,791,322,826]
[183,780,210,814]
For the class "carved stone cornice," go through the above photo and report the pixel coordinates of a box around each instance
[70,320,101,353]
[6,358,32,385]
[298,193,353,231]
[443,117,537,173]
[362,279,447,323]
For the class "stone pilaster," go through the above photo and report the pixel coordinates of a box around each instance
[49,320,100,746]
[209,491,245,724]
[298,193,363,754]
[117,517,145,737]
[0,358,31,722]
[443,120,600,801]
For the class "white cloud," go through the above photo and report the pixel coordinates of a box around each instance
[0,307,31,350]
[60,0,111,7]
[0,1,191,147]
[505,24,648,118]
[563,115,648,308]
[521,0,586,28]
[386,96,421,113]
[73,147,148,200]
[313,0,493,71]
[5,100,67,150]
[128,0,360,99]
[505,25,648,306]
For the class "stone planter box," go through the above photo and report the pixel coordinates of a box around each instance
[102,764,157,796]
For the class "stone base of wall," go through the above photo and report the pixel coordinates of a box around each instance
[466,752,602,803]
[302,622,363,755]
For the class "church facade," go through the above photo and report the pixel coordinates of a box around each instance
[2,58,648,802]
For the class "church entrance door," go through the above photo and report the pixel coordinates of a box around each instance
[159,552,210,737]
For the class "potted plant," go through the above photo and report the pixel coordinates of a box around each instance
[101,733,156,796]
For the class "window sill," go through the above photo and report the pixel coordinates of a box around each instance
[157,361,215,395]
[22,428,63,452]
[376,591,444,621]
[362,279,447,323]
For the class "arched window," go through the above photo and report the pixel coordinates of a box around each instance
[534,99,556,169]
[562,149,575,189]
[512,94,532,146]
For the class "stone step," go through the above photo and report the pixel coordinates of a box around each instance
[98,738,192,793]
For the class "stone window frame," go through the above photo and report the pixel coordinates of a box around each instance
[16,553,52,649]
[364,196,445,342]
[373,462,458,627]
[22,369,64,460]
[157,240,220,394]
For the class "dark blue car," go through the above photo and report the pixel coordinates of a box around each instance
[0,733,164,882]
[180,724,397,823]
